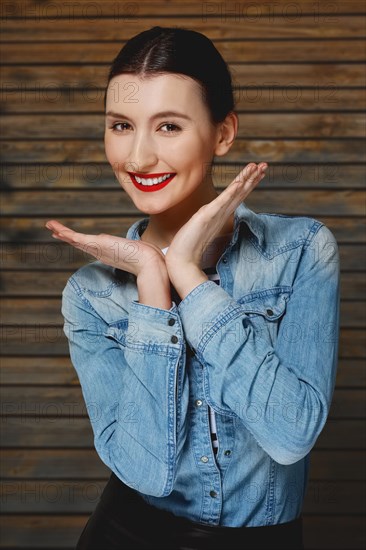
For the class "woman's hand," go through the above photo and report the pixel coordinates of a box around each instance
[165,162,268,275]
[45,220,166,277]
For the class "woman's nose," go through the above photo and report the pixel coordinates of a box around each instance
[127,133,158,172]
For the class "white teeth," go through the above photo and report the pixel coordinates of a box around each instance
[134,173,172,186]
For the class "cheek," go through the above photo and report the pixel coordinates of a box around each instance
[104,136,123,166]
[171,138,203,166]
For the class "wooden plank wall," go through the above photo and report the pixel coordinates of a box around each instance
[1,1,365,548]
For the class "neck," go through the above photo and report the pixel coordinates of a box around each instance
[140,176,235,249]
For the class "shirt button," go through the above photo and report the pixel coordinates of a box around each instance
[224,450,231,457]
[209,490,218,498]
[200,456,209,463]
[171,335,178,344]
[195,399,203,407]
[222,258,227,264]
[168,318,176,326]
[266,309,274,316]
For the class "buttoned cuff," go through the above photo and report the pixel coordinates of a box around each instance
[177,281,242,354]
[126,299,183,349]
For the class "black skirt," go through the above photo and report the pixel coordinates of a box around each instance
[76,473,304,550]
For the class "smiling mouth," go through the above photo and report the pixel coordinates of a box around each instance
[128,172,176,192]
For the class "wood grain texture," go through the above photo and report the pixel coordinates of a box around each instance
[2,113,365,138]
[2,0,365,17]
[3,88,365,114]
[1,4,365,549]
[2,139,365,163]
[2,17,366,41]
[2,165,365,189]
[3,39,366,64]
[2,63,365,87]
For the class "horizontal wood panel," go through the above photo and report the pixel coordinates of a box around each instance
[3,88,365,114]
[2,165,364,189]
[1,4,364,550]
[1,244,363,271]
[2,417,364,448]
[2,0,365,18]
[1,357,363,388]
[1,298,363,327]
[1,387,364,419]
[1,328,363,357]
[2,63,365,88]
[341,273,366,300]
[2,139,364,163]
[0,479,107,513]
[0,514,364,549]
[0,514,86,549]
[2,448,364,480]
[2,17,366,41]
[1,217,365,245]
[2,40,366,65]
[0,449,110,479]
[2,190,365,216]
[2,41,366,73]
[1,479,364,515]
[2,416,95,447]
[2,113,364,139]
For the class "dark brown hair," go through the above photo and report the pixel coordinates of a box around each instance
[104,26,235,125]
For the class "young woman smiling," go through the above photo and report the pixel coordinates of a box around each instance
[46,26,340,550]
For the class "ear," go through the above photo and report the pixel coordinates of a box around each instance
[214,111,238,157]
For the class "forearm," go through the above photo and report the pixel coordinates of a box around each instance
[137,261,172,309]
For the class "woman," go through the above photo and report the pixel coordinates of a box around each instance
[46,26,340,550]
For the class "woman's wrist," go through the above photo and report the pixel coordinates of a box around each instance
[136,260,172,310]
[166,263,209,302]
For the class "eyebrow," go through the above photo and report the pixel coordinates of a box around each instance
[105,110,192,121]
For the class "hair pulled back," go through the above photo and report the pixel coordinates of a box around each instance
[104,26,236,125]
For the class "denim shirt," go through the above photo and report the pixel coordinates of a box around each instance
[62,201,340,527]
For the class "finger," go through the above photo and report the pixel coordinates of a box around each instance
[234,163,258,183]
[221,163,268,214]
[45,220,78,240]
[45,220,89,247]
[228,165,260,195]
[45,220,69,233]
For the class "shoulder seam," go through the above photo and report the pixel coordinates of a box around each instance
[304,220,324,249]
[65,275,104,319]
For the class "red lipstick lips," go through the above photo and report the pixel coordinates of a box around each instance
[128,172,176,193]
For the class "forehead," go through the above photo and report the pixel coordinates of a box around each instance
[105,73,205,112]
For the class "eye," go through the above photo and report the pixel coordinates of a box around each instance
[111,122,131,132]
[160,123,181,133]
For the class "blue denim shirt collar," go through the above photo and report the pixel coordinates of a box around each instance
[125,201,265,248]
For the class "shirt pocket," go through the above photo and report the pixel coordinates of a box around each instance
[238,286,292,347]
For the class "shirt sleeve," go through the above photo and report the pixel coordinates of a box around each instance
[61,276,189,497]
[177,223,341,465]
